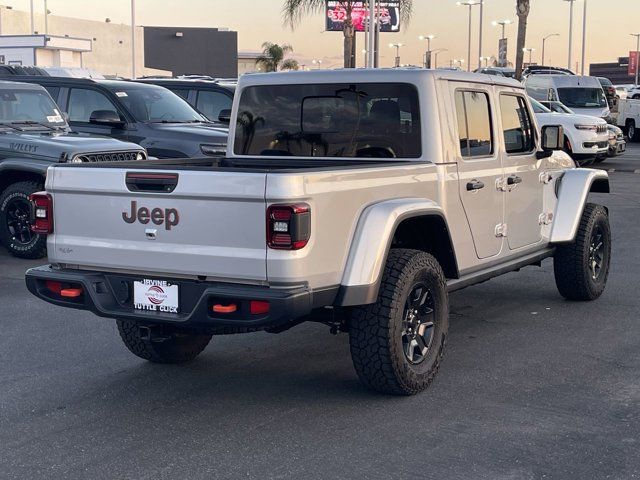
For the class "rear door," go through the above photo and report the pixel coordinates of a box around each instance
[498,92,544,250]
[47,166,268,281]
[451,83,505,259]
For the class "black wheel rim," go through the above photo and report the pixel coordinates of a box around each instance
[402,283,436,365]
[5,196,34,246]
[589,225,605,281]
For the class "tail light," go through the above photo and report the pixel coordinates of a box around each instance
[29,192,53,234]
[267,204,311,250]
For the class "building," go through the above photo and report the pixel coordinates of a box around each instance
[590,57,636,84]
[0,34,91,68]
[144,27,237,78]
[0,5,246,78]
[238,51,263,75]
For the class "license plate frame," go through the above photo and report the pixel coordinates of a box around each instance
[133,279,179,313]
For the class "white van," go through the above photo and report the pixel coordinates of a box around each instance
[524,75,610,119]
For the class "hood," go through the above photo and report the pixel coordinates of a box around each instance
[146,122,229,142]
[568,106,610,119]
[535,112,607,127]
[0,130,144,160]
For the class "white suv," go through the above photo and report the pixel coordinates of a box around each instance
[530,98,609,165]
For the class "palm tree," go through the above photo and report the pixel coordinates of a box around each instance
[283,0,413,69]
[256,42,298,72]
[515,0,530,79]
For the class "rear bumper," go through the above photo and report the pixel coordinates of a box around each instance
[25,265,332,330]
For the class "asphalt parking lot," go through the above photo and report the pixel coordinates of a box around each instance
[1,147,639,480]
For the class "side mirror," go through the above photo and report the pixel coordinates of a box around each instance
[537,125,564,159]
[89,110,125,127]
[218,109,232,124]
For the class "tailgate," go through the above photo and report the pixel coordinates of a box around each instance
[46,166,267,281]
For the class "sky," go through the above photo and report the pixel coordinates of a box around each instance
[3,0,640,70]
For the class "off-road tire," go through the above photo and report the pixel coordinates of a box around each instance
[554,203,611,301]
[116,319,212,364]
[0,181,47,259]
[348,249,449,395]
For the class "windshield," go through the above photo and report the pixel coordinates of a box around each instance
[557,87,607,108]
[0,90,66,127]
[234,83,421,158]
[529,98,551,113]
[109,86,206,123]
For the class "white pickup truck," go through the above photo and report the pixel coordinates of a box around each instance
[616,98,640,141]
[26,70,611,396]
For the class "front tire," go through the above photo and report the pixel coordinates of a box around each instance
[116,319,212,364]
[349,249,449,395]
[0,181,47,259]
[554,204,611,301]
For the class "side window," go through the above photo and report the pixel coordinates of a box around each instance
[500,95,535,154]
[169,88,190,100]
[67,88,119,123]
[196,90,232,121]
[455,90,493,158]
[43,86,60,102]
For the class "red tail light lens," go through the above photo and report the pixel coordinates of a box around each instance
[29,192,53,234]
[250,300,270,315]
[267,204,311,250]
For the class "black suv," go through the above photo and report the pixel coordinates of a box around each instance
[136,78,235,124]
[9,77,228,158]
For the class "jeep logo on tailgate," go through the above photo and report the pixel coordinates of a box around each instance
[122,201,179,230]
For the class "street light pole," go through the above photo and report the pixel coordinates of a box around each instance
[457,1,480,72]
[419,34,436,68]
[478,0,484,70]
[542,34,560,66]
[44,0,48,35]
[29,0,34,33]
[389,43,403,68]
[131,0,136,79]
[632,34,640,87]
[433,48,447,69]
[564,0,576,71]
[580,0,587,75]
[523,48,535,66]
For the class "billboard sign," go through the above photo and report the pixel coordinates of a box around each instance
[498,38,508,67]
[629,51,639,76]
[326,1,401,33]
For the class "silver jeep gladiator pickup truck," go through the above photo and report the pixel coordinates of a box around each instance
[26,70,611,395]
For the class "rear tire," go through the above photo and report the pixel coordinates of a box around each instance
[554,204,611,301]
[348,249,449,395]
[116,319,212,364]
[0,181,47,259]
[627,121,640,142]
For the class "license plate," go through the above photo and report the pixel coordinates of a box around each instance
[133,279,179,313]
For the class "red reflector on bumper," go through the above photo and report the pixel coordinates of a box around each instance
[45,281,62,295]
[250,301,270,315]
[212,304,237,314]
[60,288,83,298]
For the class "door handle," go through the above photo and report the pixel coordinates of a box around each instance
[507,175,523,186]
[466,180,485,191]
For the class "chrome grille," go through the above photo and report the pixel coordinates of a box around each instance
[596,125,608,134]
[72,151,145,163]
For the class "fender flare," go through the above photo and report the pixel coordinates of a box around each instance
[335,198,452,307]
[550,168,610,244]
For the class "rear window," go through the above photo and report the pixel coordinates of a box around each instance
[233,83,421,158]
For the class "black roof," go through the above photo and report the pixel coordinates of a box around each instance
[136,78,236,92]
